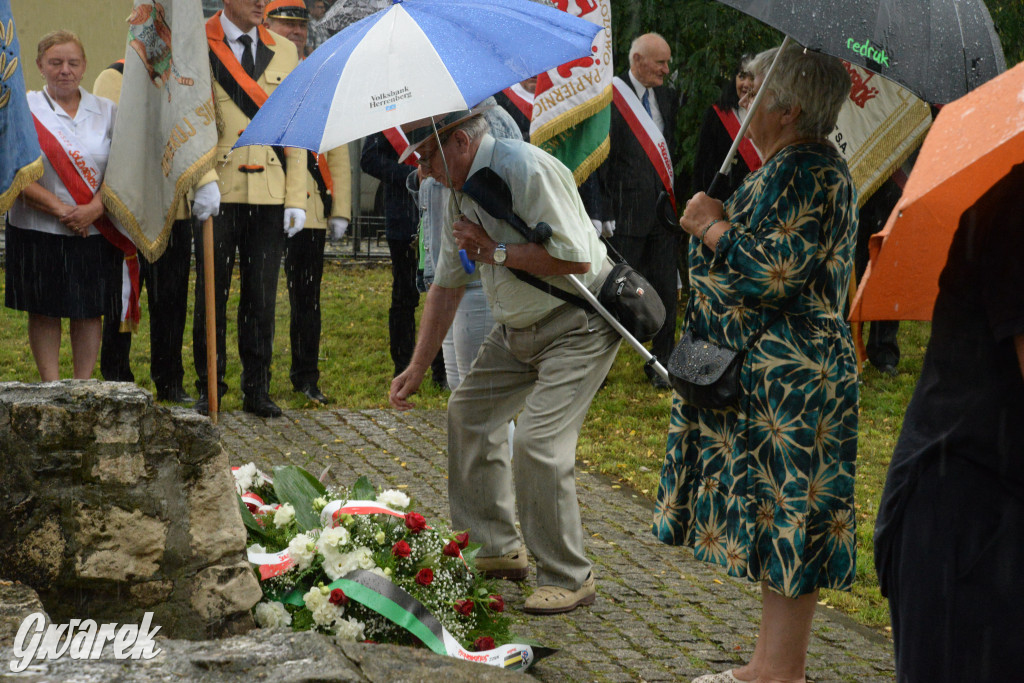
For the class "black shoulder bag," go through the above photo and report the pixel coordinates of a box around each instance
[460,168,666,342]
[668,240,836,410]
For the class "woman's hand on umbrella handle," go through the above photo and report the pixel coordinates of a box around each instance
[679,192,725,239]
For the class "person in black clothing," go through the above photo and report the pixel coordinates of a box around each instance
[874,163,1024,683]
[598,33,683,388]
[360,132,446,387]
[692,53,759,199]
[854,176,903,374]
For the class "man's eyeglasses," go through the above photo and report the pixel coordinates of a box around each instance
[417,129,454,167]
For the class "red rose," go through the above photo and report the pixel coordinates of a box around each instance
[392,540,412,558]
[488,594,504,613]
[442,540,461,558]
[473,636,495,651]
[404,512,427,534]
[453,599,474,616]
[329,588,349,606]
[415,568,434,586]
[454,532,469,549]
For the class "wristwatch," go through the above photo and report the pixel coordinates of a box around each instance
[492,243,507,266]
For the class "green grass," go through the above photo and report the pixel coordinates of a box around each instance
[0,261,922,633]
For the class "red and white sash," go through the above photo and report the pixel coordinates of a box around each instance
[383,127,418,167]
[712,104,763,174]
[31,98,140,329]
[612,77,675,210]
[503,83,534,120]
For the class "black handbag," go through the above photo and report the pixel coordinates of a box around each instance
[667,331,745,409]
[596,262,666,342]
[668,239,837,410]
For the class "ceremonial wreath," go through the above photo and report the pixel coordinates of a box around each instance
[234,463,553,671]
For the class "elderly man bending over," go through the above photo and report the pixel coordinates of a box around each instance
[389,109,620,615]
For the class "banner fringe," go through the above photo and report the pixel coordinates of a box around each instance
[573,135,609,186]
[102,145,217,262]
[531,86,612,150]
[0,157,43,215]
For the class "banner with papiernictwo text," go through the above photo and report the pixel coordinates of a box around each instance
[831,61,931,206]
[529,0,612,186]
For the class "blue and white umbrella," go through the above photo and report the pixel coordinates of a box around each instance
[236,0,603,153]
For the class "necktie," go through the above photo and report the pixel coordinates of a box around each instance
[641,88,652,117]
[239,34,255,77]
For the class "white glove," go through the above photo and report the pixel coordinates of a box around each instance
[192,181,221,221]
[601,220,616,238]
[284,208,306,237]
[591,218,603,236]
[329,217,349,241]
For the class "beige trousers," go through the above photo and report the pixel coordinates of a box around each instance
[447,303,620,589]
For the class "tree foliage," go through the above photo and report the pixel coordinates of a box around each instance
[610,0,1024,192]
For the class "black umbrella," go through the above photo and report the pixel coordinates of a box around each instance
[704,0,1007,199]
[716,0,1005,105]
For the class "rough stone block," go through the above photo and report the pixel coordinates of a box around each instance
[74,505,168,582]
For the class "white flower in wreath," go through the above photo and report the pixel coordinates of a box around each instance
[233,462,259,493]
[318,526,351,553]
[374,530,386,545]
[311,601,343,628]
[334,617,366,643]
[303,585,328,612]
[254,601,292,629]
[287,533,316,571]
[376,489,410,509]
[274,503,296,528]
[353,546,376,570]
[321,545,373,581]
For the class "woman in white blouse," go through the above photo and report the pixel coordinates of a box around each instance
[5,30,119,380]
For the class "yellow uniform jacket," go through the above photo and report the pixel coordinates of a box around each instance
[206,14,305,208]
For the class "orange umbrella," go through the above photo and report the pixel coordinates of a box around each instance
[850,58,1024,324]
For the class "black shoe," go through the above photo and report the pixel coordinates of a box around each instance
[297,385,330,404]
[195,394,210,416]
[157,386,195,405]
[875,363,898,377]
[243,394,283,418]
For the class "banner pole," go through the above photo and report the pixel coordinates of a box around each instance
[203,217,219,424]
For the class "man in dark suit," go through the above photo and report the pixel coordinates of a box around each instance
[600,33,683,388]
[196,0,307,417]
[360,132,446,388]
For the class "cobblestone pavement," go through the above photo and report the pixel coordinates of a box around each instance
[219,409,895,683]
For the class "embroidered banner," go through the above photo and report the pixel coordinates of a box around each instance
[0,1,42,214]
[101,0,217,261]
[830,61,931,205]
[529,0,612,185]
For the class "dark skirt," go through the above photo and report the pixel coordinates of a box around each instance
[4,223,120,319]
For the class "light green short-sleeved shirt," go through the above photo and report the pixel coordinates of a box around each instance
[434,135,608,328]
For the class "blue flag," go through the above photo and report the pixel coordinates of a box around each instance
[0,0,42,215]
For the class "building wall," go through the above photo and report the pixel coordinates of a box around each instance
[10,0,378,215]
[11,0,131,93]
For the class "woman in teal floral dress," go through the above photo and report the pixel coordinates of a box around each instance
[656,44,858,683]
